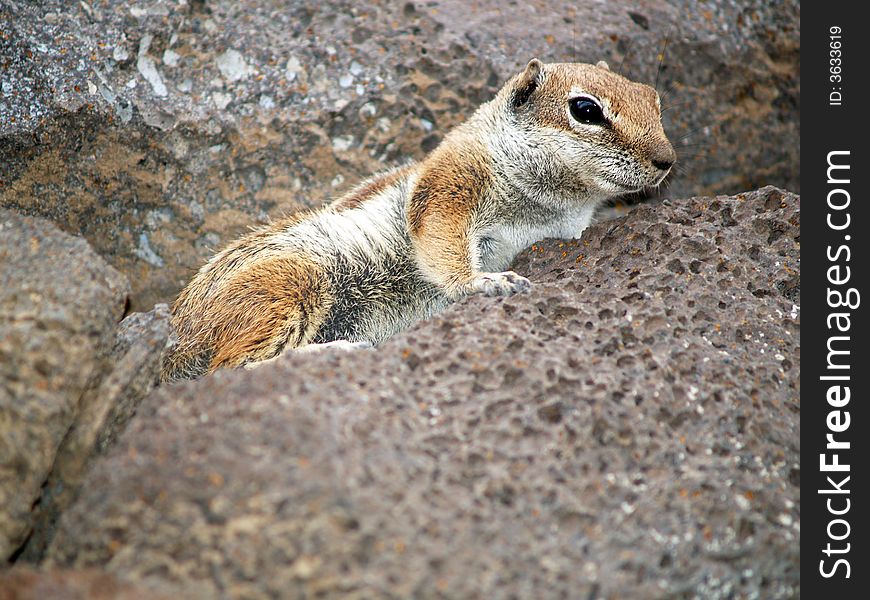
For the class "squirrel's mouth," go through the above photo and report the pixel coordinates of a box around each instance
[600,176,643,193]
[652,170,671,187]
[604,169,670,192]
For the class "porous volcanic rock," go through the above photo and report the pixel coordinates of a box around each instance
[19,304,173,562]
[0,210,173,562]
[0,0,799,310]
[47,187,800,599]
[0,209,129,560]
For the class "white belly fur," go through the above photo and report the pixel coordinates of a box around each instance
[478,205,597,272]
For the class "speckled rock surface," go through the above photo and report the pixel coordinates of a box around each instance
[0,0,799,311]
[19,305,173,562]
[46,187,800,599]
[0,212,172,564]
[0,209,130,560]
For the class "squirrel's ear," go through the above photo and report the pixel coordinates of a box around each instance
[513,58,543,109]
[596,60,610,71]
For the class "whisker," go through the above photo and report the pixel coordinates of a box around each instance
[675,121,722,142]
[675,145,711,155]
[661,100,696,113]
[658,79,683,106]
[674,142,713,152]
[675,141,713,154]
[675,155,710,166]
[654,25,674,93]
[618,38,633,77]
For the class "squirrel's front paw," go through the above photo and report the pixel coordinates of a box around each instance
[469,271,532,297]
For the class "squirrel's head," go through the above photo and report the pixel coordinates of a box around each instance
[493,59,675,201]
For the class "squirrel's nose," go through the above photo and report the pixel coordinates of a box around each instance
[650,144,676,171]
[653,157,674,171]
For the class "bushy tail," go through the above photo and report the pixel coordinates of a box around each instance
[160,334,213,382]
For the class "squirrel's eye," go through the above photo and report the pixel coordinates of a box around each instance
[569,97,605,125]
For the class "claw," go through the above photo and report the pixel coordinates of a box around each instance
[470,271,532,297]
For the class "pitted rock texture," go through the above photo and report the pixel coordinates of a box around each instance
[0,209,130,561]
[0,211,173,563]
[19,305,173,562]
[0,0,799,311]
[47,187,800,599]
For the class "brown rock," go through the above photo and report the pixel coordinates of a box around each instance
[0,567,177,600]
[0,0,799,311]
[0,209,129,560]
[0,211,172,562]
[19,305,173,561]
[46,188,800,599]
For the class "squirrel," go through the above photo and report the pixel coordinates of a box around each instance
[162,59,675,380]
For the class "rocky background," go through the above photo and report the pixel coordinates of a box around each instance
[1,0,799,312]
[1,1,799,598]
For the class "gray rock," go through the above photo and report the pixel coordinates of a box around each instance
[19,305,173,561]
[0,210,173,563]
[0,0,799,312]
[216,49,253,83]
[0,209,129,560]
[46,187,800,599]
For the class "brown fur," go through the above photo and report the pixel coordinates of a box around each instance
[408,136,493,295]
[165,59,674,380]
[208,255,332,369]
[522,63,674,167]
[165,241,332,378]
[331,166,412,212]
